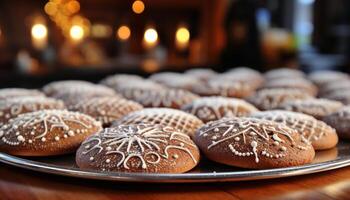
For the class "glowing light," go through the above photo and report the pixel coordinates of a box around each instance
[91,24,112,38]
[66,1,80,14]
[175,26,190,50]
[117,25,131,41]
[44,2,58,16]
[132,0,145,14]
[31,24,48,39]
[70,25,84,41]
[143,28,158,48]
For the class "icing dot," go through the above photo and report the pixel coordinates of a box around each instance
[17,135,25,142]
[280,146,287,151]
[15,132,20,136]
[214,128,219,132]
[30,132,35,135]
[172,154,179,159]
[106,146,112,151]
[180,142,184,147]
[54,136,60,141]
[85,145,90,149]
[106,159,111,163]
[273,141,279,146]
[41,137,46,142]
[28,139,33,144]
[64,134,68,138]
[68,130,75,136]
[211,136,217,140]
[234,137,240,141]
[89,157,94,161]
[250,132,256,136]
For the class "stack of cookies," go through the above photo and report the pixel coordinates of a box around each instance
[0,67,348,173]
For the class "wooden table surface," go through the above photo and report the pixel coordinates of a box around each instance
[2,164,350,200]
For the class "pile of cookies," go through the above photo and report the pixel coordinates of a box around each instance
[0,67,349,173]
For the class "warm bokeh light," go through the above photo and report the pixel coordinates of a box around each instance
[91,24,112,38]
[117,25,131,41]
[132,0,145,14]
[175,26,190,50]
[65,0,80,14]
[70,25,84,41]
[44,2,58,16]
[144,28,158,47]
[31,24,48,39]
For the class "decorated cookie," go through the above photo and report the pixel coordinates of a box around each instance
[278,98,344,119]
[114,108,204,137]
[0,88,45,100]
[250,110,338,150]
[185,68,217,81]
[0,110,102,156]
[100,74,144,89]
[182,96,259,123]
[191,79,256,98]
[68,96,143,126]
[262,78,318,96]
[322,90,350,105]
[76,124,200,173]
[319,79,350,97]
[42,80,94,96]
[149,72,202,90]
[246,88,313,110]
[121,87,199,109]
[222,67,265,89]
[115,79,165,95]
[309,71,349,87]
[194,117,315,169]
[265,68,305,80]
[0,96,66,125]
[323,106,350,139]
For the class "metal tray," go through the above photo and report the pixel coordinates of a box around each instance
[0,142,350,183]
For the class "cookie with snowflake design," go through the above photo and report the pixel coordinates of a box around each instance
[0,110,102,156]
[76,124,200,173]
[194,117,315,169]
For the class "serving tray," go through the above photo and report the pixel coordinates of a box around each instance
[0,142,349,183]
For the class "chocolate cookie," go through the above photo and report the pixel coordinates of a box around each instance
[246,88,313,110]
[0,88,45,100]
[323,106,350,140]
[0,110,102,156]
[251,110,338,150]
[68,96,143,127]
[76,124,200,173]
[194,117,315,169]
[182,96,258,123]
[113,108,204,137]
[278,98,344,119]
[0,96,65,125]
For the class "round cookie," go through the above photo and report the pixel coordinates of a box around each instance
[149,72,202,90]
[250,110,338,150]
[121,87,199,109]
[182,96,259,123]
[309,70,349,87]
[100,74,144,89]
[115,79,165,95]
[246,88,313,110]
[265,68,305,80]
[42,80,94,96]
[191,79,256,98]
[113,108,204,137]
[194,117,315,169]
[322,89,350,105]
[278,98,344,119]
[262,78,317,96]
[0,96,66,125]
[68,96,143,127]
[323,106,350,140]
[0,88,45,100]
[0,110,102,156]
[222,67,265,89]
[319,79,350,97]
[76,124,200,173]
[185,68,217,81]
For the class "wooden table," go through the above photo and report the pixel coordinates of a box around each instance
[1,163,350,200]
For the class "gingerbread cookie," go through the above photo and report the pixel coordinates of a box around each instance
[0,96,65,125]
[113,108,204,137]
[265,68,305,80]
[0,88,45,100]
[194,117,315,169]
[185,68,217,81]
[262,79,317,96]
[246,88,313,110]
[149,72,202,90]
[76,124,200,173]
[251,110,338,150]
[182,96,258,123]
[309,70,349,87]
[42,80,94,96]
[68,96,143,126]
[323,106,350,140]
[0,110,102,156]
[278,98,344,119]
[100,74,144,89]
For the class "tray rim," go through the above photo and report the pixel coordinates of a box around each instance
[1,151,350,183]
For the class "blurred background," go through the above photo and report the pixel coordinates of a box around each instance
[0,0,349,87]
